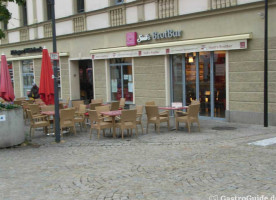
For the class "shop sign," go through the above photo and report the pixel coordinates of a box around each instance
[50,53,59,60]
[137,30,182,43]
[10,47,43,56]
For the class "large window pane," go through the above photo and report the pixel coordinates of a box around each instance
[110,66,121,101]
[22,60,34,97]
[172,55,183,103]
[199,52,211,117]
[185,53,196,104]
[122,65,133,102]
[214,51,226,118]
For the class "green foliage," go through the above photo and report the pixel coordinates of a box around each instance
[0,0,26,39]
[0,102,20,110]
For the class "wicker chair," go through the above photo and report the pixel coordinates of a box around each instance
[89,103,102,110]
[88,110,113,139]
[119,98,126,109]
[74,104,87,132]
[60,108,76,136]
[145,106,170,133]
[110,101,120,111]
[91,99,103,104]
[115,109,138,139]
[145,101,169,117]
[95,105,111,121]
[28,104,44,117]
[72,100,84,112]
[175,103,200,133]
[27,110,50,139]
[135,105,144,134]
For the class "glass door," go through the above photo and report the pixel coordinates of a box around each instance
[22,60,34,97]
[171,51,226,118]
[110,58,133,104]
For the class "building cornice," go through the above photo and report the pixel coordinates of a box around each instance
[1,0,275,49]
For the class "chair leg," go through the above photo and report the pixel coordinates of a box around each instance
[90,128,92,140]
[157,123,160,134]
[97,129,100,139]
[121,128,124,139]
[73,126,76,135]
[103,129,106,137]
[187,122,191,133]
[29,127,32,140]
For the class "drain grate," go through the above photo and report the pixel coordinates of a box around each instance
[212,126,237,131]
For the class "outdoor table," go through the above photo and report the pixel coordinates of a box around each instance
[159,106,188,130]
[100,110,122,138]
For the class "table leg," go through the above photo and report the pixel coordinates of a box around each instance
[112,116,116,138]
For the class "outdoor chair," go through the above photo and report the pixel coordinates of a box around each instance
[16,97,26,101]
[135,105,144,134]
[145,106,170,134]
[13,100,22,106]
[91,99,103,104]
[175,100,200,117]
[41,105,55,112]
[119,98,126,109]
[22,102,30,124]
[110,101,120,111]
[74,104,87,132]
[95,105,111,121]
[175,103,200,133]
[34,99,44,105]
[27,110,50,139]
[88,110,113,139]
[72,100,84,112]
[28,104,44,117]
[60,108,76,136]
[89,102,102,110]
[115,109,138,139]
[145,101,169,118]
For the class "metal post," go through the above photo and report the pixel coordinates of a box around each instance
[264,0,268,127]
[49,0,60,142]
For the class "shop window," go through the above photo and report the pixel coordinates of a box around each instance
[22,60,34,97]
[110,58,133,104]
[46,0,52,20]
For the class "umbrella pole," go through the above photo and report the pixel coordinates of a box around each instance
[49,0,60,143]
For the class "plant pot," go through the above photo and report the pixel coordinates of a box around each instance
[0,108,25,148]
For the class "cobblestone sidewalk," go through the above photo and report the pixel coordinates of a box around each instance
[1,119,276,200]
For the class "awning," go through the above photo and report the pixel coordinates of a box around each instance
[90,33,252,60]
[2,52,69,62]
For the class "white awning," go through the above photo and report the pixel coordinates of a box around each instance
[90,33,252,60]
[4,52,69,61]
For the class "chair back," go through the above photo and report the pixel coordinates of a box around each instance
[119,98,126,109]
[91,99,103,104]
[72,100,84,111]
[16,97,26,101]
[145,106,159,119]
[88,110,101,123]
[95,105,110,116]
[41,105,55,112]
[60,108,75,125]
[89,103,102,110]
[28,104,41,115]
[188,104,200,118]
[191,99,200,105]
[110,101,120,111]
[145,101,155,106]
[26,110,34,124]
[121,109,137,124]
[78,104,87,114]
[34,99,43,104]
[136,105,144,115]
[13,100,22,106]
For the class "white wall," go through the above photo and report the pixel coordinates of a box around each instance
[238,0,262,4]
[86,0,108,12]
[56,21,73,36]
[37,26,44,39]
[126,6,138,24]
[29,28,35,40]
[7,2,20,29]
[87,13,109,30]
[36,0,44,23]
[144,2,156,21]
[8,31,20,43]
[26,0,34,25]
[55,0,73,19]
[179,0,208,15]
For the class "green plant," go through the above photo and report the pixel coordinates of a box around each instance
[0,102,20,110]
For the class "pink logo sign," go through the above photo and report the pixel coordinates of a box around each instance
[126,32,137,46]
[240,42,245,48]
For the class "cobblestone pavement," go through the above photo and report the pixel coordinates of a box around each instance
[1,119,276,200]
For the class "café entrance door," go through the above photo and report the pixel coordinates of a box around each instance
[171,51,226,118]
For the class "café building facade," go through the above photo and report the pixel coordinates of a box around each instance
[0,0,275,125]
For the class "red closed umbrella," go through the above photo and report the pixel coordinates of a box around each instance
[0,54,15,102]
[39,48,55,105]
